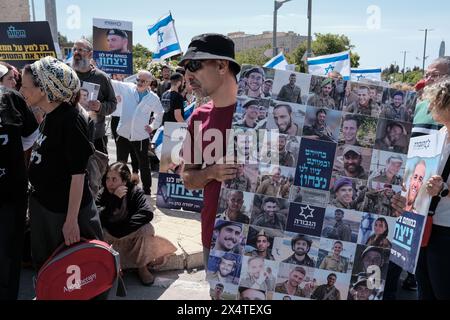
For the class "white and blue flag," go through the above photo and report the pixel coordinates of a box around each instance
[351,68,382,82]
[151,126,165,160]
[64,49,73,65]
[264,52,289,70]
[307,51,351,80]
[148,12,182,61]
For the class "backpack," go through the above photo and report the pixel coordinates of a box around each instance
[35,239,126,300]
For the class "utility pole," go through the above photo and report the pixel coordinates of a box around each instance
[306,0,312,73]
[273,0,292,57]
[31,0,36,21]
[45,0,58,45]
[419,28,434,75]
[401,51,409,82]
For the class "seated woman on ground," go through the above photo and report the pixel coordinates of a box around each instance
[96,162,177,286]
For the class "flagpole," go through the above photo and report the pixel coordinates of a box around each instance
[170,10,183,60]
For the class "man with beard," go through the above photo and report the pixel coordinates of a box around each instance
[277,73,302,104]
[267,134,295,167]
[375,122,407,154]
[106,29,130,53]
[235,100,261,130]
[71,39,117,154]
[307,78,336,109]
[244,67,265,98]
[283,234,316,267]
[275,267,308,297]
[381,91,407,121]
[208,253,238,283]
[272,104,302,136]
[319,241,347,273]
[371,155,404,185]
[216,190,250,224]
[405,160,426,213]
[239,257,273,291]
[303,108,336,142]
[361,184,397,216]
[311,273,341,300]
[225,164,252,192]
[157,65,172,98]
[256,167,282,197]
[335,145,368,180]
[340,114,361,146]
[345,86,380,118]
[325,209,352,242]
[253,197,287,230]
[212,220,243,253]
[247,229,274,260]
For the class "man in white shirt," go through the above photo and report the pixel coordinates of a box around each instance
[116,70,164,195]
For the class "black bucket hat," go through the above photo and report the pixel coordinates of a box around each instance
[179,33,241,75]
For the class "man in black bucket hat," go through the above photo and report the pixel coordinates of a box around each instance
[180,33,241,269]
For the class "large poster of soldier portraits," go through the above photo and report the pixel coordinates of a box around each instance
[207,65,418,300]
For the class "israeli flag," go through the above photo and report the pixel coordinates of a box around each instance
[351,68,382,82]
[148,12,182,61]
[307,51,351,80]
[151,126,165,160]
[184,101,196,121]
[264,52,289,70]
[64,49,73,65]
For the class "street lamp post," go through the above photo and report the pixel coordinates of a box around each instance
[273,0,292,57]
[401,50,409,82]
[419,28,434,75]
[306,0,312,73]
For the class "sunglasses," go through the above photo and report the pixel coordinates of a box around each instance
[185,60,204,73]
[136,78,148,83]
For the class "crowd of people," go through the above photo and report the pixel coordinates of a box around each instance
[2,30,450,301]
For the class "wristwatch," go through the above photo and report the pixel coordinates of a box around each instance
[440,182,449,198]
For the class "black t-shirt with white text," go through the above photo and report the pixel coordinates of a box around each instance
[29,102,94,213]
[0,88,38,203]
[161,90,184,124]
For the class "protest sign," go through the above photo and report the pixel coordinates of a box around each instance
[0,22,56,68]
[207,64,417,300]
[156,122,203,213]
[93,18,133,74]
[390,131,446,273]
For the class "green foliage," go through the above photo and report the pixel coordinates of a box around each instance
[292,33,360,73]
[382,64,424,85]
[132,43,153,74]
[236,44,272,67]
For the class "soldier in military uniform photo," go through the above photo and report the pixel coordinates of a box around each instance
[303,108,337,143]
[282,234,316,267]
[371,155,404,185]
[216,190,251,224]
[277,73,302,104]
[307,78,336,109]
[380,91,407,122]
[344,85,380,117]
[246,229,275,261]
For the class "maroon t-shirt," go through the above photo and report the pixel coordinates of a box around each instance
[184,101,236,248]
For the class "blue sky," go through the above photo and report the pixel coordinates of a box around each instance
[32,0,450,69]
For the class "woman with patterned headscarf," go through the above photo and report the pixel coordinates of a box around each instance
[20,56,103,271]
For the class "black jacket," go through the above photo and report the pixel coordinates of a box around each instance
[96,183,153,238]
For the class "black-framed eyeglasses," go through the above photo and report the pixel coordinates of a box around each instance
[185,60,203,73]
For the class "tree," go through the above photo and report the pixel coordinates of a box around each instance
[236,44,272,67]
[292,33,360,73]
[133,43,153,74]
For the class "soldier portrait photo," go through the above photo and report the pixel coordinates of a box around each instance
[369,151,406,186]
[379,90,408,122]
[259,132,300,168]
[216,188,253,224]
[206,251,242,285]
[356,181,402,216]
[333,145,372,180]
[233,98,269,131]
[239,256,278,292]
[224,164,259,193]
[275,263,316,298]
[250,195,289,231]
[338,113,378,148]
[311,270,351,300]
[321,207,362,243]
[282,234,318,267]
[343,83,381,118]
[316,238,357,274]
[307,76,337,109]
[238,66,266,99]
[265,102,306,137]
[352,245,390,281]
[210,220,247,255]
[245,227,281,261]
[303,107,341,143]
[374,120,412,154]
[256,164,296,199]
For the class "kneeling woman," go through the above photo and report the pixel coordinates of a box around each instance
[97,162,177,285]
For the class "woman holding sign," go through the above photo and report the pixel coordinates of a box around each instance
[418,77,450,300]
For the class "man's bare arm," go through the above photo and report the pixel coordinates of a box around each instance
[181,164,238,190]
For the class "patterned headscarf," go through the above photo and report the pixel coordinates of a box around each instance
[30,56,80,103]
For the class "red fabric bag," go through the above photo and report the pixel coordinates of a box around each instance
[421,216,433,248]
[35,239,124,300]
